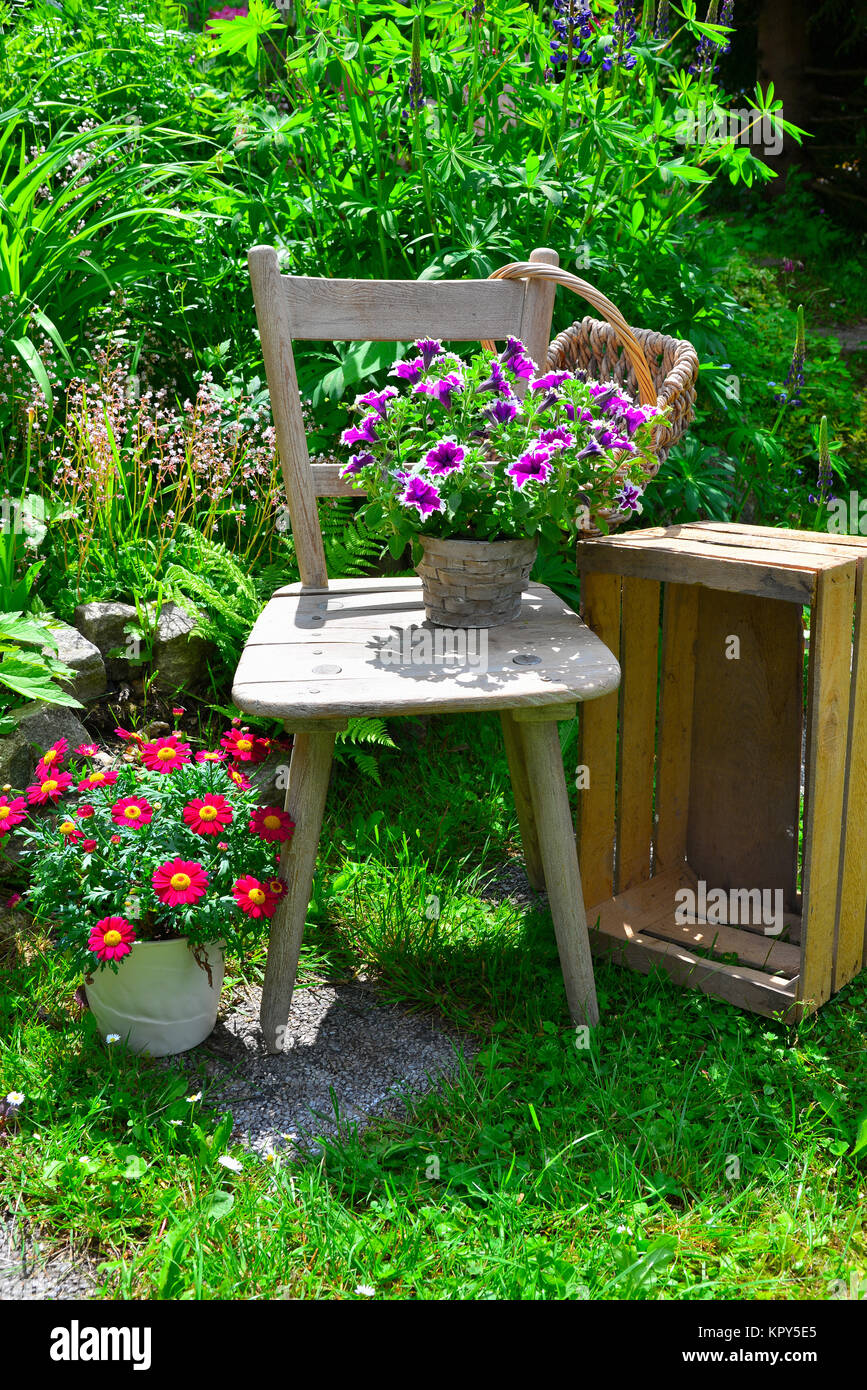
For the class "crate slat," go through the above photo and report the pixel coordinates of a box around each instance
[616,577,660,893]
[577,571,621,907]
[837,560,867,987]
[654,583,699,872]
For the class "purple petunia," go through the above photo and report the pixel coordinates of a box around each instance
[399,475,445,516]
[414,372,463,408]
[501,338,536,380]
[390,357,424,383]
[486,398,520,427]
[595,426,636,450]
[424,437,466,475]
[340,451,375,478]
[357,387,398,417]
[507,446,554,489]
[414,338,445,370]
[538,426,575,449]
[341,413,380,446]
[531,371,570,392]
[614,482,644,512]
[477,358,514,398]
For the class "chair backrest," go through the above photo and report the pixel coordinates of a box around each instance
[248,245,560,590]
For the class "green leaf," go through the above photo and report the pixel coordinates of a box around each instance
[388,532,407,559]
[12,337,54,427]
[206,1188,235,1221]
[852,1113,867,1157]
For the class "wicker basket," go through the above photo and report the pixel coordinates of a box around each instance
[484,262,700,535]
[417,535,538,628]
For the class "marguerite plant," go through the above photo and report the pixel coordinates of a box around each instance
[14,730,294,975]
[339,337,666,552]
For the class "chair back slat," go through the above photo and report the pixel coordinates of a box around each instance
[248,244,560,589]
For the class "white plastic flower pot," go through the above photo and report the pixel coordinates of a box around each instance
[84,938,225,1057]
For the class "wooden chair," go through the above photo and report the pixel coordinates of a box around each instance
[233,245,622,1052]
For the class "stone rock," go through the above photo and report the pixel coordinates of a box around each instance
[151,602,212,692]
[0,702,90,793]
[74,601,138,683]
[50,623,106,702]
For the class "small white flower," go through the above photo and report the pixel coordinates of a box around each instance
[355,1284,376,1298]
[186,1092,202,1103]
[105,1033,121,1044]
[167,1119,183,1126]
[5,1091,24,1108]
[217,1154,243,1173]
[615,1224,629,1234]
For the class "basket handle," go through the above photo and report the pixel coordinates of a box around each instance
[482,261,657,409]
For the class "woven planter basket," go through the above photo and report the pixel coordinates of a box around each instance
[484,262,700,535]
[417,535,538,628]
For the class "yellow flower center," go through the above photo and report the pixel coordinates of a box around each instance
[59,821,76,833]
[103,930,122,947]
[0,807,9,820]
[43,749,58,764]
[157,747,177,761]
[124,806,141,819]
[248,888,266,905]
[263,814,281,830]
[170,872,191,891]
[89,772,105,784]
[42,779,58,792]
[237,738,253,751]
[199,806,218,821]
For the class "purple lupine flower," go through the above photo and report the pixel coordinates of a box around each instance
[413,337,444,370]
[531,371,570,392]
[654,0,670,37]
[340,451,375,478]
[486,398,520,427]
[424,437,466,475]
[817,416,832,500]
[538,426,575,449]
[689,0,733,79]
[406,17,423,112]
[506,447,554,489]
[400,475,444,516]
[341,413,380,446]
[413,372,463,407]
[390,357,424,383]
[614,482,644,512]
[613,0,638,69]
[478,359,514,397]
[550,0,595,73]
[357,387,398,416]
[775,305,805,407]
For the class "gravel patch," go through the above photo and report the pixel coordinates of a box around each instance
[173,981,476,1157]
[478,860,545,910]
[0,1217,102,1301]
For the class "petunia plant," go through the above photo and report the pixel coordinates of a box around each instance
[339,337,666,553]
[12,731,295,976]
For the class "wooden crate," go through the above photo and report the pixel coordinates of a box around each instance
[576,522,867,1020]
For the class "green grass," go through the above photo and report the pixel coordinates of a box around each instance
[2,712,866,1300]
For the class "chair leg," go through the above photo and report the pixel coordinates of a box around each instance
[259,729,336,1053]
[500,710,546,891]
[519,717,600,1028]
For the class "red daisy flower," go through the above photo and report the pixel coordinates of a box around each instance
[77,804,95,818]
[226,765,251,791]
[217,841,229,851]
[27,772,73,805]
[37,738,67,770]
[75,743,99,758]
[232,875,278,919]
[195,750,226,763]
[114,727,143,743]
[78,769,119,791]
[82,839,98,852]
[152,857,209,906]
[0,795,26,837]
[267,878,287,898]
[249,806,295,844]
[172,707,185,717]
[220,728,269,764]
[111,796,153,829]
[141,736,192,774]
[58,818,83,844]
[183,794,233,836]
[88,916,136,962]
[110,834,121,844]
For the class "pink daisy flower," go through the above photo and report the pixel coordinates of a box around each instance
[111,796,153,829]
[141,736,192,774]
[183,794,233,836]
[88,916,136,962]
[27,772,73,805]
[37,738,67,770]
[232,875,278,919]
[152,858,209,906]
[77,804,95,818]
[58,818,83,845]
[220,728,270,764]
[227,765,251,791]
[78,770,119,791]
[75,744,100,758]
[82,839,98,853]
[0,795,27,836]
[249,806,296,844]
[195,750,226,763]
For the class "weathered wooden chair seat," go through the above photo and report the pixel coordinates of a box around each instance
[233,579,620,720]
